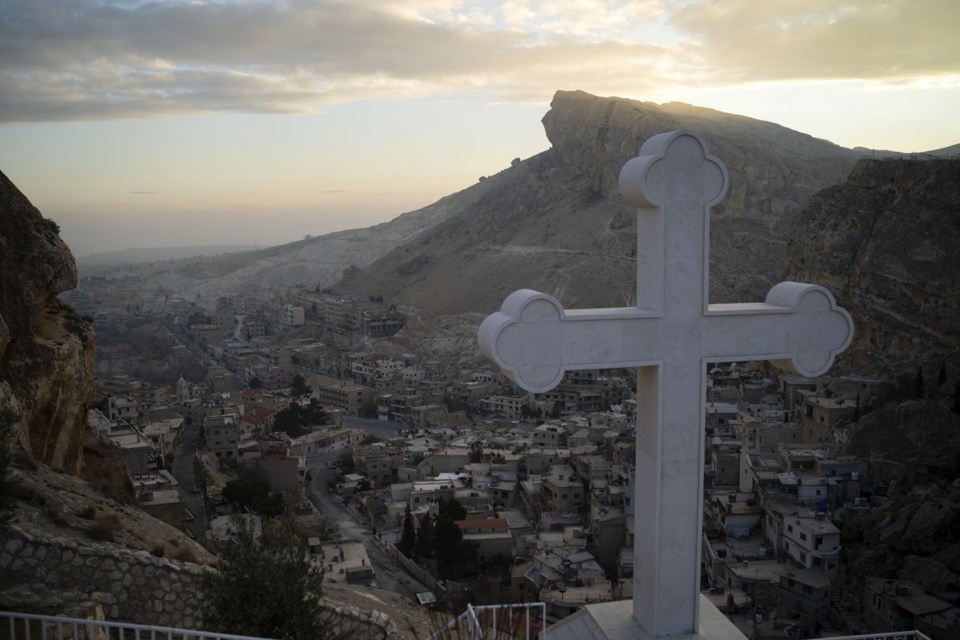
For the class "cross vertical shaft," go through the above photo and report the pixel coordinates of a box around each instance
[624,131,727,636]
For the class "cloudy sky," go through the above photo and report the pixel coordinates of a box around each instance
[1,0,958,257]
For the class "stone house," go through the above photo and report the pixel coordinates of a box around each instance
[542,464,586,515]
[455,518,514,565]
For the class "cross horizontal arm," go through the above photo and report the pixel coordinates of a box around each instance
[478,289,664,393]
[477,283,853,392]
[703,282,853,377]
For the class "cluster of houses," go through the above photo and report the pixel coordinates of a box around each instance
[323,362,956,636]
[89,373,363,539]
[73,278,957,637]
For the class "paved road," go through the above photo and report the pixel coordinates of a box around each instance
[170,421,206,542]
[306,450,366,540]
[305,449,428,599]
[343,415,403,441]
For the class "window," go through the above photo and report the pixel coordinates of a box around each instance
[788,525,794,533]
[800,532,807,541]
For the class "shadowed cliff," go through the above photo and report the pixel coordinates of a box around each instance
[0,170,95,475]
[785,158,960,381]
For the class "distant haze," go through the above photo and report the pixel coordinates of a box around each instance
[77,245,261,266]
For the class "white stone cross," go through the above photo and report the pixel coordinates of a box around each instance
[478,130,853,638]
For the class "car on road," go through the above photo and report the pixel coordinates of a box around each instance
[190,485,200,494]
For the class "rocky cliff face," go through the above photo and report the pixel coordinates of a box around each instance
[0,169,94,474]
[339,90,861,316]
[785,158,960,381]
[839,399,960,595]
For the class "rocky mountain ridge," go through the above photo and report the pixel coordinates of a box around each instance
[146,178,503,308]
[336,90,865,316]
[118,91,958,325]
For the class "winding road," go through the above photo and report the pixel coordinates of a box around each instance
[304,443,429,599]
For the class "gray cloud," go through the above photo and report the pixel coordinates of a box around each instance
[0,0,686,120]
[669,0,960,83]
[0,0,954,122]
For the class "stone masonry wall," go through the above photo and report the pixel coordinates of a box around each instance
[0,525,400,638]
[0,525,209,628]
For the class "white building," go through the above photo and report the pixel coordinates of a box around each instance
[782,513,841,577]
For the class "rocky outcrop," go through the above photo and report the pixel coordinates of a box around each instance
[338,90,861,316]
[842,400,960,479]
[785,158,960,381]
[839,400,960,595]
[0,169,94,474]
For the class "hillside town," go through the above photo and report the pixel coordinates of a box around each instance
[59,275,959,640]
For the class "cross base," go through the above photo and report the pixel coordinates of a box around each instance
[548,596,748,640]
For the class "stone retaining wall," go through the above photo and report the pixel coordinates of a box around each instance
[0,526,397,638]
[0,526,209,628]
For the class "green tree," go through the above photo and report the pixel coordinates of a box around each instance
[200,514,339,640]
[415,513,435,560]
[248,376,263,389]
[222,475,284,517]
[399,507,417,557]
[550,402,562,419]
[275,407,308,438]
[291,374,310,398]
[938,362,947,386]
[434,511,479,579]
[914,365,925,398]
[336,451,355,474]
[438,497,467,521]
[274,400,327,438]
[469,444,482,464]
[359,398,377,419]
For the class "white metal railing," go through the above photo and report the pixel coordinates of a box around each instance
[426,602,547,640]
[819,632,932,640]
[0,611,272,640]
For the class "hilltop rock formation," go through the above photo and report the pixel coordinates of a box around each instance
[339,90,861,316]
[0,170,95,474]
[785,158,960,381]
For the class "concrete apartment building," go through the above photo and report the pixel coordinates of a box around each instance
[542,464,586,514]
[280,304,305,329]
[206,413,240,462]
[478,395,526,420]
[455,518,513,564]
[316,379,374,415]
[801,395,856,444]
[782,513,841,576]
[533,423,569,448]
[355,442,402,489]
